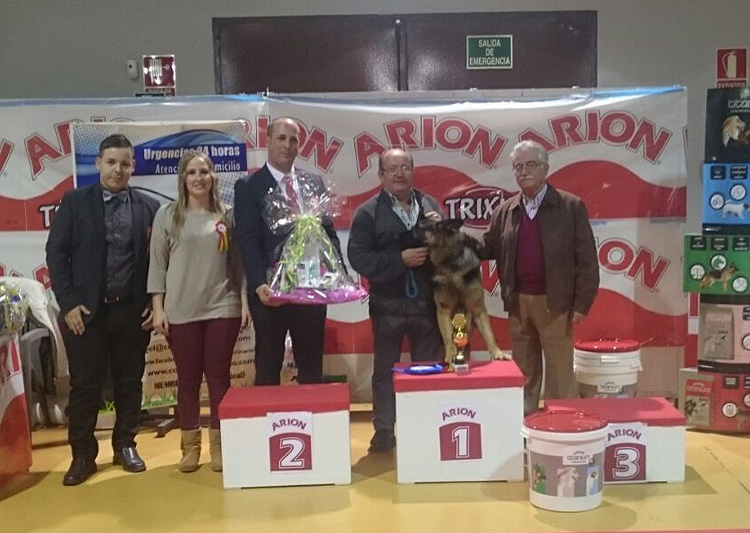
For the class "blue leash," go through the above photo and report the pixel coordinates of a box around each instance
[405,270,419,298]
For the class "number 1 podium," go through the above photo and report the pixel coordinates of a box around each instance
[394,360,525,484]
[218,383,351,489]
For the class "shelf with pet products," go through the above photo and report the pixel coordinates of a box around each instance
[677,87,750,434]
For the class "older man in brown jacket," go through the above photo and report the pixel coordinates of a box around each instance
[484,140,599,415]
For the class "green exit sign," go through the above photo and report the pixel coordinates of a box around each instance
[466,35,513,70]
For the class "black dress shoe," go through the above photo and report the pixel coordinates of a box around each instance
[113,447,146,472]
[63,458,97,486]
[368,429,396,452]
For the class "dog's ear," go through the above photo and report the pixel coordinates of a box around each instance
[447,218,463,230]
[418,218,435,232]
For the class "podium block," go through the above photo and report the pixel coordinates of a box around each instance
[394,360,525,484]
[218,383,351,488]
[546,398,686,483]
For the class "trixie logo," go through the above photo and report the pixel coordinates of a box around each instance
[598,238,669,291]
[443,186,509,229]
[355,117,507,176]
[243,116,344,172]
[520,110,673,163]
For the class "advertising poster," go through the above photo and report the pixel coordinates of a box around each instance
[0,88,687,400]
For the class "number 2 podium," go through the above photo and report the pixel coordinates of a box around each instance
[218,383,351,489]
[394,360,525,484]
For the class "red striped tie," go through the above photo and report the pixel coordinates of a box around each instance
[281,174,300,213]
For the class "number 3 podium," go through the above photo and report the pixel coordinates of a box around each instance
[394,360,525,484]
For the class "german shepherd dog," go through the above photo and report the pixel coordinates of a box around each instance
[419,218,510,362]
[699,262,737,292]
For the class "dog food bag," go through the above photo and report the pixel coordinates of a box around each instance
[706,87,750,163]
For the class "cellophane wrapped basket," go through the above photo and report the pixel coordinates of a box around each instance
[264,170,367,305]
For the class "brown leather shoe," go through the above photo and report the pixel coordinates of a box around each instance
[62,458,97,486]
[113,446,146,472]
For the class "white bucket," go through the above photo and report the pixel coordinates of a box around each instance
[522,410,608,512]
[574,339,642,399]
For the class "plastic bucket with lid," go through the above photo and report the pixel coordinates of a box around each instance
[522,410,608,512]
[574,339,642,399]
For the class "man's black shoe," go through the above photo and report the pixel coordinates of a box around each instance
[113,447,146,472]
[62,458,97,486]
[368,429,396,452]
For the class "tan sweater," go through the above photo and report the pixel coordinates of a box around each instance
[147,203,244,324]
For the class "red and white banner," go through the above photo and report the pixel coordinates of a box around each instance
[0,88,687,398]
[0,335,32,486]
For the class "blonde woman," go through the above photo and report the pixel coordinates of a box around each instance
[148,151,250,472]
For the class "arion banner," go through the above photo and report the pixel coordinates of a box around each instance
[0,88,687,399]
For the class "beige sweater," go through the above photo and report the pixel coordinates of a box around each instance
[147,203,244,324]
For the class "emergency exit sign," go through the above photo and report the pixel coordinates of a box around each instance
[466,35,513,70]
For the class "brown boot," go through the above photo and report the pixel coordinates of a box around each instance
[178,429,202,473]
[209,429,222,472]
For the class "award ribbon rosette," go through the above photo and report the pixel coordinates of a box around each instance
[263,170,367,305]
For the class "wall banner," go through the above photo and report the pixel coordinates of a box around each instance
[0,88,688,397]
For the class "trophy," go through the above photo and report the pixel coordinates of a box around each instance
[451,312,470,374]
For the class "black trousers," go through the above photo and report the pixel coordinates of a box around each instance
[62,301,149,461]
[249,294,326,385]
[371,312,443,431]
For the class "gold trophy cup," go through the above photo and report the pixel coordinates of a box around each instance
[451,312,470,374]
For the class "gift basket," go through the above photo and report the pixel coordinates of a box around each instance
[0,280,30,336]
[264,170,367,304]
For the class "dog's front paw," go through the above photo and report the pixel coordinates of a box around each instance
[445,344,458,361]
[490,347,512,361]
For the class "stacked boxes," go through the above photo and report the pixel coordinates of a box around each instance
[679,88,750,433]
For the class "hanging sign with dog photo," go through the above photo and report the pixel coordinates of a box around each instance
[702,163,750,227]
[684,234,750,295]
[706,87,750,163]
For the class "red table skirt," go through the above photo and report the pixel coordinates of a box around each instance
[0,335,32,490]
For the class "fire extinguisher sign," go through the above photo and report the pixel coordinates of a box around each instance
[717,48,748,88]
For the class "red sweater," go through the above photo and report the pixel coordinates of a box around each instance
[515,207,546,294]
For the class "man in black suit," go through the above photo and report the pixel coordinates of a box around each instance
[234,117,342,385]
[46,134,159,485]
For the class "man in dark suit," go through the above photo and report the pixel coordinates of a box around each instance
[46,134,159,485]
[234,117,342,385]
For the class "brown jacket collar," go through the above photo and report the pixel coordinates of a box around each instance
[507,183,560,212]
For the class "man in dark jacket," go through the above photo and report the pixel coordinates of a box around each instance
[46,134,159,485]
[484,140,599,415]
[348,148,443,452]
[234,117,344,386]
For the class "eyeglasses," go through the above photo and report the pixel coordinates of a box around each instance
[512,160,545,173]
[382,165,413,175]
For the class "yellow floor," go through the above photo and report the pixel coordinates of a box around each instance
[2,411,750,533]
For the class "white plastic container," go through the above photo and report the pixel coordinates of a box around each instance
[522,410,608,512]
[574,339,642,399]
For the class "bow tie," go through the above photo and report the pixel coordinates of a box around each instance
[103,189,129,203]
